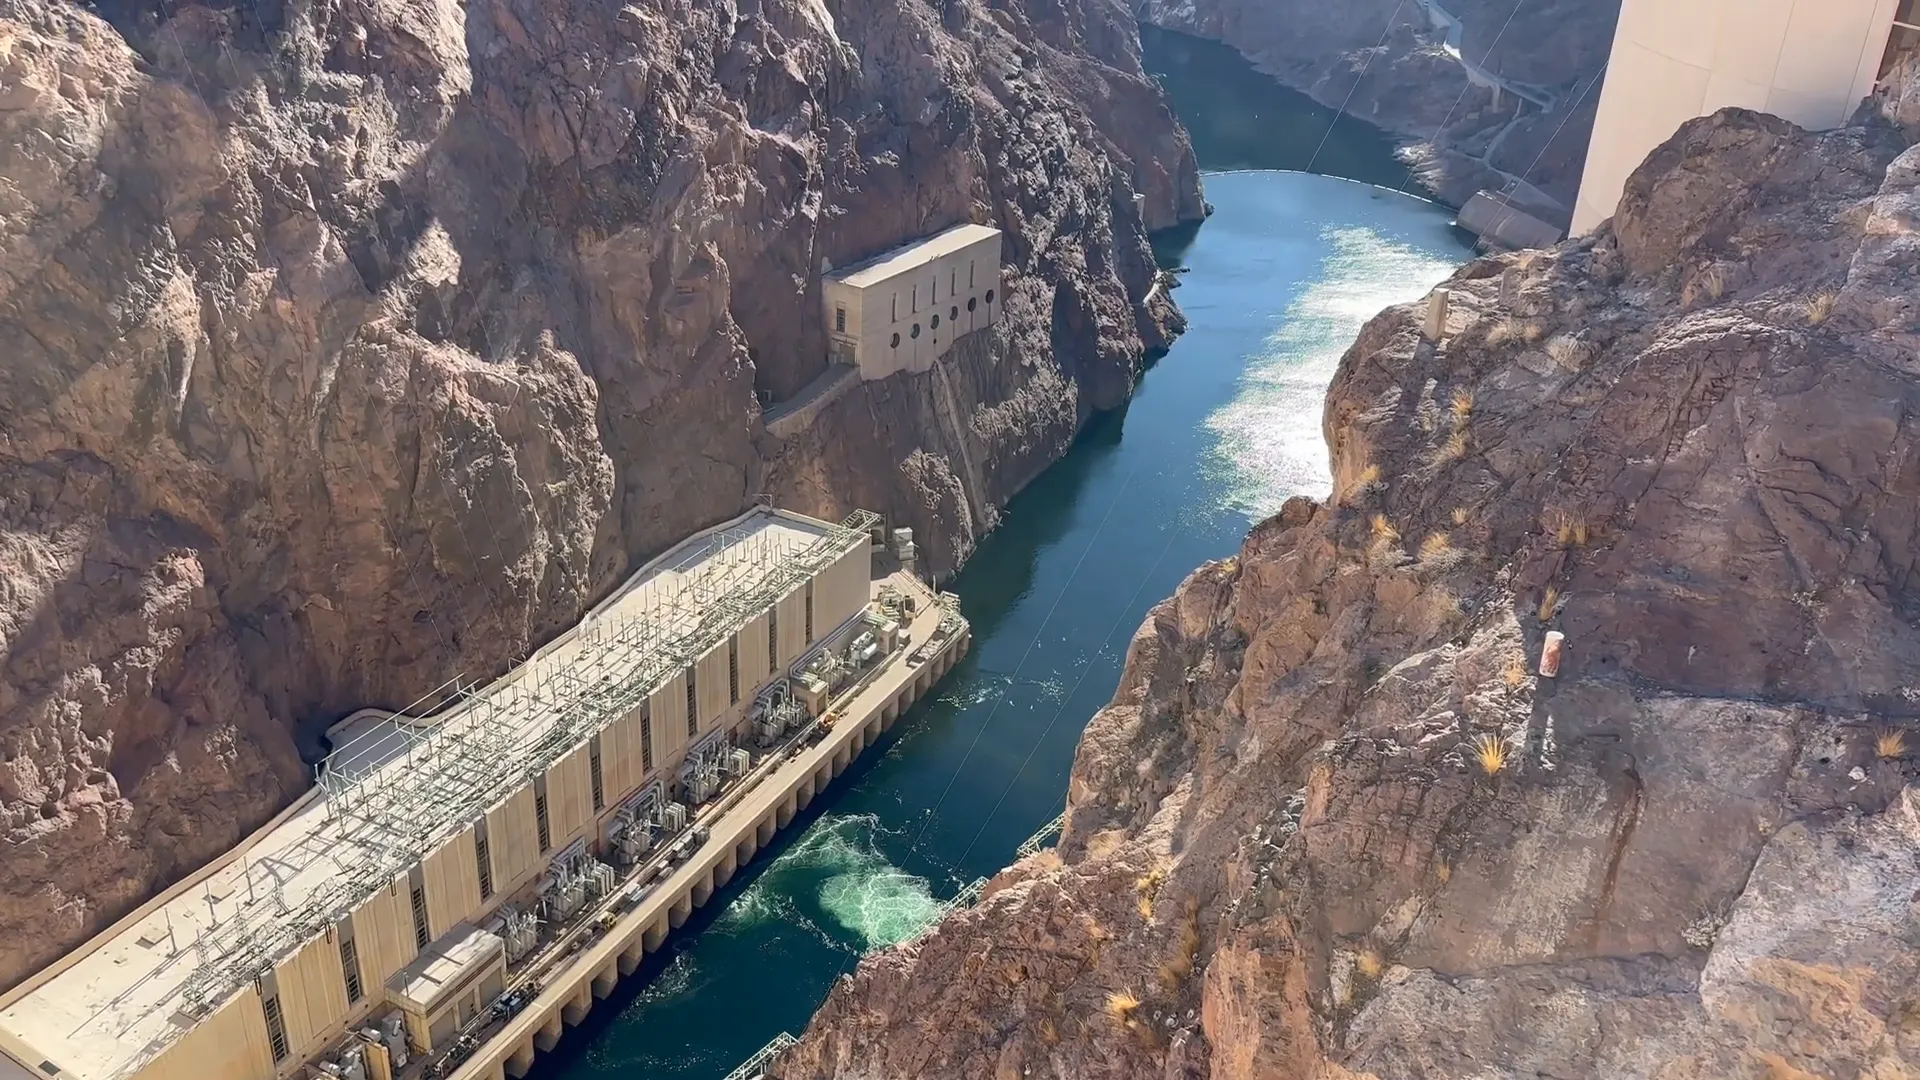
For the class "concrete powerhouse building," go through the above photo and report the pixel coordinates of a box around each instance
[0,507,902,1080]
[823,223,1002,380]
[1573,0,1920,233]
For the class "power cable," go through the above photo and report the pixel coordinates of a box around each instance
[1396,0,1528,196]
[948,488,1197,873]
[1304,0,1411,177]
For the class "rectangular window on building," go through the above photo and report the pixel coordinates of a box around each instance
[535,791,551,853]
[769,605,779,663]
[262,994,290,1062]
[835,306,847,333]
[728,636,741,704]
[589,738,605,811]
[475,833,494,900]
[891,294,898,321]
[642,703,655,770]
[951,269,957,296]
[970,260,975,288]
[409,882,430,949]
[912,285,918,312]
[804,580,815,644]
[932,276,938,303]
[685,666,699,737]
[339,937,364,1004]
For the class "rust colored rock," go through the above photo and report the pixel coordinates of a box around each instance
[785,108,1920,1080]
[0,0,1203,988]
[1539,630,1565,678]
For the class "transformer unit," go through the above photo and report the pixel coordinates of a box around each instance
[658,801,688,834]
[726,748,753,777]
[382,1017,410,1071]
[849,630,880,666]
[538,864,589,922]
[796,673,830,716]
[614,818,654,863]
[486,906,540,963]
[684,771,715,805]
[583,859,618,901]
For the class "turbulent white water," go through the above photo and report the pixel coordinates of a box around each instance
[719,813,941,950]
[1205,195,1463,518]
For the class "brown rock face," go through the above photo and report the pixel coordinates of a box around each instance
[1138,0,1619,207]
[780,108,1920,1079]
[0,0,1201,988]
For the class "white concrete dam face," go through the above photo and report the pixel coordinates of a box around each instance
[1573,0,1899,234]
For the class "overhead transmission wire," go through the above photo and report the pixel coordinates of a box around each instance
[1394,0,1529,197]
[1303,0,1410,177]
[891,452,1152,869]
[949,484,1198,873]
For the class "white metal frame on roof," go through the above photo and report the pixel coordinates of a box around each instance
[170,508,879,1020]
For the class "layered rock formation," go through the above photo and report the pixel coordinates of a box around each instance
[781,107,1920,1078]
[0,0,1201,988]
[1138,0,1619,207]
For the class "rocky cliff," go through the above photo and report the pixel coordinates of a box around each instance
[1138,0,1618,208]
[780,106,1920,1078]
[0,0,1202,989]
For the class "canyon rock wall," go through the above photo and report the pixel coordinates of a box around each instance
[0,0,1202,989]
[781,106,1920,1079]
[1139,0,1618,208]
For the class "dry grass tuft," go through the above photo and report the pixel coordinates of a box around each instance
[1039,1017,1059,1045]
[1355,949,1385,978]
[1417,532,1467,574]
[1877,728,1908,760]
[1341,462,1384,505]
[1471,732,1511,776]
[1436,861,1452,884]
[1451,506,1471,526]
[1370,514,1400,544]
[1105,990,1142,1022]
[1549,509,1590,547]
[1158,900,1203,990]
[1684,264,1726,307]
[1503,655,1530,692]
[1450,390,1475,425]
[1538,585,1562,622]
[1135,864,1168,922]
[1804,288,1838,326]
[1029,849,1063,872]
[1436,429,1471,464]
[1545,335,1585,371]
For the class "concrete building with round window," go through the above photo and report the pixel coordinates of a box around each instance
[822,224,1003,381]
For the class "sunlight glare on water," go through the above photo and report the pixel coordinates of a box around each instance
[1206,216,1464,516]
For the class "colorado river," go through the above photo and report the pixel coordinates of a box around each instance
[539,32,1473,1080]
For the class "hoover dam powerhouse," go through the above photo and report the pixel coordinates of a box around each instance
[0,504,971,1080]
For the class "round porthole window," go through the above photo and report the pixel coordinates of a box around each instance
[985,289,996,304]
[911,323,921,339]
[950,305,959,320]
[967,297,977,313]
[931,314,941,330]
[891,332,901,348]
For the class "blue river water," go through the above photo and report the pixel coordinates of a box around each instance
[537,30,1474,1080]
